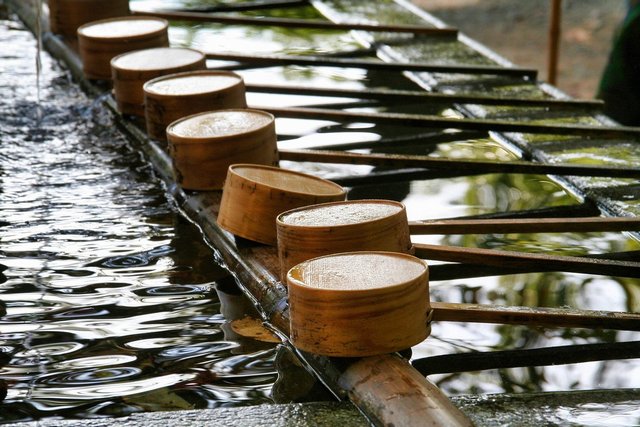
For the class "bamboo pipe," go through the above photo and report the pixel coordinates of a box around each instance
[209,52,537,78]
[431,302,640,331]
[262,106,640,138]
[131,9,459,36]
[278,149,640,179]
[246,82,603,109]
[339,355,474,427]
[413,340,640,376]
[409,216,640,234]
[413,243,640,278]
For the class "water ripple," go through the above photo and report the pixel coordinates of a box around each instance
[0,18,277,421]
[35,367,142,386]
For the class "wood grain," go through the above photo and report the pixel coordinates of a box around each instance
[48,0,130,38]
[167,110,278,190]
[77,16,169,80]
[218,164,346,245]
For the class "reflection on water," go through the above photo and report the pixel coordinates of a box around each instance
[405,167,640,396]
[162,1,361,56]
[0,19,278,423]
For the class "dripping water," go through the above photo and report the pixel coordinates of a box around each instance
[34,0,43,121]
[25,0,47,402]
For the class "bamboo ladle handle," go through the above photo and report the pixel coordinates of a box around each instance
[408,216,640,234]
[413,243,640,278]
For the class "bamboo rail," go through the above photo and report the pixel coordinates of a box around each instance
[339,355,474,427]
[246,83,604,109]
[278,149,640,179]
[261,106,640,138]
[208,51,537,78]
[131,9,459,36]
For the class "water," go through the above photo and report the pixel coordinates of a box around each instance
[3,1,640,424]
[0,17,279,423]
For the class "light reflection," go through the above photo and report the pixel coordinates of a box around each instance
[28,373,196,401]
[274,117,340,137]
[277,131,379,150]
[246,92,357,108]
[125,337,194,350]
[239,66,369,89]
[554,402,640,427]
[14,342,85,358]
[53,355,137,370]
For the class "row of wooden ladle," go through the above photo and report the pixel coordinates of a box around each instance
[48,0,430,357]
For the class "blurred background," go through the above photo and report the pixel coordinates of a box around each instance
[411,0,627,99]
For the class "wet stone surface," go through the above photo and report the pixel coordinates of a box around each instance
[1,402,368,427]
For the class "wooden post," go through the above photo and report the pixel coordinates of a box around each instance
[547,0,562,85]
